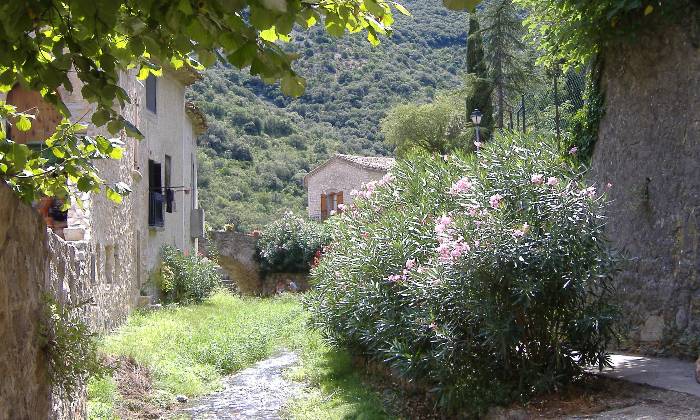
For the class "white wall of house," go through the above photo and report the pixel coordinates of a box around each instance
[305,158,387,220]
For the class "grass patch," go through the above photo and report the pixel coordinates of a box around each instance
[89,291,392,419]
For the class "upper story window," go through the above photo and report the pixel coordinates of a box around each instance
[146,74,157,114]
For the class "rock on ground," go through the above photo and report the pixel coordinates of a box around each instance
[175,351,304,420]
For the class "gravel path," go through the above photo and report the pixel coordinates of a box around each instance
[175,351,304,420]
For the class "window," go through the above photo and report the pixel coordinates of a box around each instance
[320,191,344,221]
[146,74,157,113]
[148,159,164,227]
[104,245,114,284]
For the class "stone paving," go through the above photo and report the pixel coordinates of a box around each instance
[597,353,700,397]
[175,351,304,420]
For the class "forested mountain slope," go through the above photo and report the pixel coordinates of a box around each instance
[187,1,468,230]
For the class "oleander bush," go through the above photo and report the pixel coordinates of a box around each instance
[159,246,221,304]
[306,131,619,415]
[256,213,330,274]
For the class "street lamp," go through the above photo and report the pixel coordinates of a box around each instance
[470,109,483,145]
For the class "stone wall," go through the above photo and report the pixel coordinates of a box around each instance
[0,183,51,420]
[210,231,309,296]
[590,12,700,357]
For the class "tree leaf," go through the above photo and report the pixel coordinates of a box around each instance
[16,115,32,132]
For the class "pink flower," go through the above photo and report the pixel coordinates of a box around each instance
[489,194,503,209]
[606,182,613,189]
[546,177,559,186]
[474,141,483,149]
[569,146,578,155]
[467,205,479,217]
[429,322,438,331]
[405,259,416,270]
[582,186,596,197]
[438,215,453,226]
[531,174,544,185]
[512,229,525,238]
[387,274,403,283]
[337,203,346,212]
[350,189,359,197]
[361,232,369,239]
[449,177,474,195]
[378,173,396,186]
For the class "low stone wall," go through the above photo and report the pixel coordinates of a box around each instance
[0,184,52,420]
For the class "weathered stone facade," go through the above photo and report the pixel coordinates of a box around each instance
[304,154,395,220]
[1,67,206,418]
[0,183,51,420]
[590,13,700,357]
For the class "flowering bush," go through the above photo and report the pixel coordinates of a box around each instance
[306,132,619,415]
[160,246,221,304]
[256,213,330,274]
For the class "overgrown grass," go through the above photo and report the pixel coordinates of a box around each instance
[88,291,392,419]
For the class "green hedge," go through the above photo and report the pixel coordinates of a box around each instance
[306,132,619,415]
[256,213,330,274]
[159,246,221,304]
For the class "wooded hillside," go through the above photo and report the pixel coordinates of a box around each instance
[187,0,468,230]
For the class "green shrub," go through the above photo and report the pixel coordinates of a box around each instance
[159,246,221,304]
[42,295,110,401]
[306,131,619,415]
[256,213,330,274]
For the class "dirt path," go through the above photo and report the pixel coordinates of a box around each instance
[174,351,304,420]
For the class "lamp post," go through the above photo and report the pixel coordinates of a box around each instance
[470,109,483,146]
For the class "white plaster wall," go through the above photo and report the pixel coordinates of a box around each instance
[135,73,198,285]
[306,159,387,219]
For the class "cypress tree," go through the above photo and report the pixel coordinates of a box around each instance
[465,15,494,140]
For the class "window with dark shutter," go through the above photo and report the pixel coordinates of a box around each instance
[148,159,164,227]
[146,74,157,114]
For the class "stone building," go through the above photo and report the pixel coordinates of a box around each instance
[1,67,205,331]
[304,154,395,220]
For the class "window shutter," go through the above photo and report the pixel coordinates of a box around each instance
[337,191,344,205]
[320,193,328,220]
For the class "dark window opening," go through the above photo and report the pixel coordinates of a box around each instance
[148,159,164,227]
[146,74,157,114]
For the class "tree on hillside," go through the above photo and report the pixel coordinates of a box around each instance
[479,0,535,129]
[0,0,482,205]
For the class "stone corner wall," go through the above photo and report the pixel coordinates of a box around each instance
[0,183,52,420]
[591,13,700,357]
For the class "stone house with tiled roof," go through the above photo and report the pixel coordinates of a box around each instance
[304,154,395,220]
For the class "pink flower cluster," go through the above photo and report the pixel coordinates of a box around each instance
[512,222,530,238]
[489,193,503,209]
[378,173,396,186]
[449,177,473,195]
[435,215,470,263]
[351,180,378,200]
[387,258,418,283]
